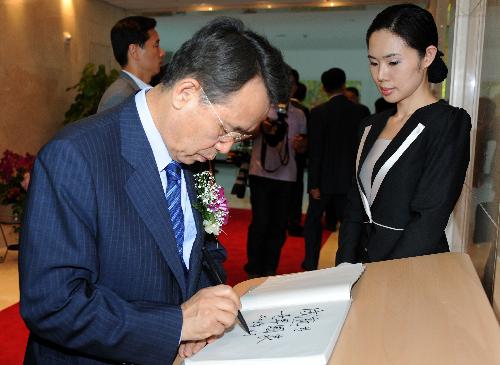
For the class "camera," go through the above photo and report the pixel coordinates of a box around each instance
[259,102,291,172]
[231,160,249,198]
[228,144,251,199]
[261,102,288,147]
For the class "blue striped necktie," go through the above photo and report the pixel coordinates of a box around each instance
[165,161,185,266]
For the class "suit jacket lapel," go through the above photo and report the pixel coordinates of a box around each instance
[354,124,374,222]
[119,99,187,298]
[367,110,426,207]
[371,110,425,182]
[120,71,141,92]
[183,167,206,297]
[356,116,386,210]
[358,113,390,174]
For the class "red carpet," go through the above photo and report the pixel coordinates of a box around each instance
[0,208,330,364]
[0,303,28,365]
[221,208,330,286]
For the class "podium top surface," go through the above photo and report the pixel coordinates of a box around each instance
[174,253,500,365]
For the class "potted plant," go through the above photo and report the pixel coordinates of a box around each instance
[63,63,119,124]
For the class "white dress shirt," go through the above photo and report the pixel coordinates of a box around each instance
[135,89,196,268]
[123,70,151,90]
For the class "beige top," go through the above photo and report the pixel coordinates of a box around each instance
[359,138,391,204]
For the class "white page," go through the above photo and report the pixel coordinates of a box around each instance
[185,300,351,365]
[184,264,364,365]
[241,263,364,311]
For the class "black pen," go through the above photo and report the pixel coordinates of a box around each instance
[201,246,251,334]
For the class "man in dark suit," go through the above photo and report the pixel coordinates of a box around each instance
[303,68,370,270]
[345,86,371,116]
[98,16,165,112]
[320,85,371,231]
[19,17,289,365]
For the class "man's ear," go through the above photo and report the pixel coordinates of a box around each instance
[128,43,140,62]
[171,78,201,110]
[423,45,438,69]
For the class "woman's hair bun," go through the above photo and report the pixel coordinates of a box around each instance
[428,50,448,83]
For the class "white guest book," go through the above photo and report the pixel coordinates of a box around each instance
[185,263,365,365]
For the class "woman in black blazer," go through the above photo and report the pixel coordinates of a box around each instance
[336,4,471,264]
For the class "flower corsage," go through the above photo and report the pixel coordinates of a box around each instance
[193,171,229,236]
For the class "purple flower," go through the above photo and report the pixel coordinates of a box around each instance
[193,171,230,235]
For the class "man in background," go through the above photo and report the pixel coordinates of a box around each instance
[345,86,371,116]
[20,17,289,364]
[287,68,309,236]
[245,67,307,278]
[98,16,165,112]
[303,68,370,270]
[321,85,370,230]
[290,70,310,122]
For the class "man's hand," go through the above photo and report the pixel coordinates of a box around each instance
[292,135,307,153]
[309,188,321,200]
[178,335,221,358]
[261,117,275,133]
[178,339,206,358]
[180,285,240,341]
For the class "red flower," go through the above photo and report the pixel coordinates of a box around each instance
[0,150,36,219]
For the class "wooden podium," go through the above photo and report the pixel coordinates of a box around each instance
[174,253,500,365]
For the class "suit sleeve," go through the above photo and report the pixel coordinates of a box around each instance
[307,107,324,190]
[19,140,182,365]
[97,81,137,113]
[390,108,471,258]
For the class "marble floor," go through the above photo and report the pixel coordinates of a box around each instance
[0,163,337,311]
[0,247,19,310]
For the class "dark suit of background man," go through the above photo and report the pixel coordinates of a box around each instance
[320,85,371,231]
[19,17,289,365]
[98,16,165,112]
[303,68,370,270]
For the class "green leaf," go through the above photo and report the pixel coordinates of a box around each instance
[63,63,119,125]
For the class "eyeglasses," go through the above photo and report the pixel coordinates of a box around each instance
[200,87,252,143]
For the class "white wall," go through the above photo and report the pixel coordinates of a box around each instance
[155,7,385,113]
[0,0,125,154]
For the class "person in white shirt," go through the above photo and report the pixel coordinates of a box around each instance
[245,69,307,278]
